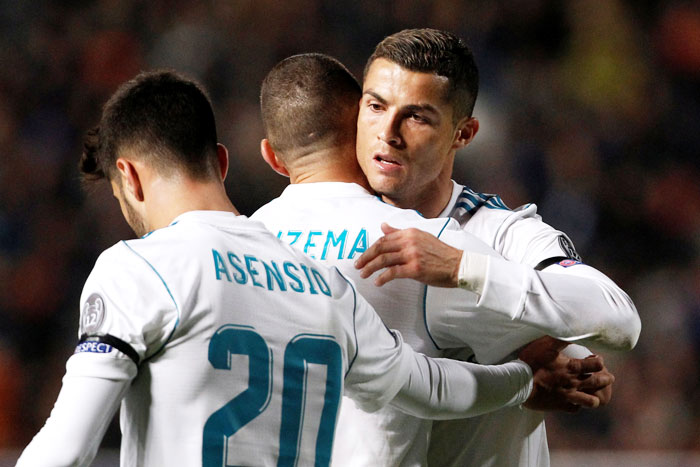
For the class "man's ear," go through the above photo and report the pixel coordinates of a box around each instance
[452,117,479,150]
[216,143,229,180]
[115,158,144,201]
[260,139,290,177]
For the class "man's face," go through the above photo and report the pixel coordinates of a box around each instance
[356,58,464,213]
[111,180,147,238]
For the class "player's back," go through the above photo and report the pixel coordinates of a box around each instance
[252,183,453,357]
[91,211,372,466]
[253,183,459,466]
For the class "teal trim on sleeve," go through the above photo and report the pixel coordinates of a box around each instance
[122,241,181,361]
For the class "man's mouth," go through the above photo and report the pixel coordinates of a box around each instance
[374,153,402,168]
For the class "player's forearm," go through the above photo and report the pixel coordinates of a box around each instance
[389,350,532,419]
[461,252,641,351]
[16,355,133,467]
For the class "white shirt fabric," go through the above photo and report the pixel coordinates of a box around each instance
[252,183,501,467]
[427,181,638,467]
[16,210,533,467]
[253,182,639,467]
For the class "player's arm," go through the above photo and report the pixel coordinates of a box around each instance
[341,277,609,419]
[355,223,640,351]
[15,354,136,467]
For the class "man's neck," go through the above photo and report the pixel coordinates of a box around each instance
[145,177,238,230]
[288,146,372,191]
[381,179,453,218]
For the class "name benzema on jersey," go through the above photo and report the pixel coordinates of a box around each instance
[276,228,369,261]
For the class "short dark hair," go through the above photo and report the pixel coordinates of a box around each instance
[365,28,479,121]
[260,53,361,162]
[79,70,219,182]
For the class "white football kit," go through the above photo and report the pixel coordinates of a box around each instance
[252,182,640,467]
[427,181,639,467]
[16,210,535,467]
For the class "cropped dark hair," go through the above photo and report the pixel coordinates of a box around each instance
[260,53,361,161]
[79,70,219,182]
[365,28,479,121]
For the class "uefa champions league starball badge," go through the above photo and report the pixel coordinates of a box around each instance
[82,293,106,334]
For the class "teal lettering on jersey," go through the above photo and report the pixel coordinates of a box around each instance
[321,230,347,260]
[245,255,264,288]
[278,229,368,261]
[212,249,232,282]
[299,264,318,295]
[312,269,331,296]
[304,231,322,258]
[227,252,247,284]
[287,231,302,246]
[212,249,333,297]
[283,262,305,293]
[263,260,287,292]
[348,229,368,259]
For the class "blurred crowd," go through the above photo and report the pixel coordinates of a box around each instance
[1,0,699,454]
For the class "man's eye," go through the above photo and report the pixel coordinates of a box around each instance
[411,113,425,122]
[368,102,382,111]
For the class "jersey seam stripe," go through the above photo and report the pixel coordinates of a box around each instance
[422,284,441,351]
[436,217,452,238]
[335,268,359,377]
[121,240,181,362]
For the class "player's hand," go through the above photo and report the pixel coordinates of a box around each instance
[579,355,614,406]
[354,223,463,287]
[518,336,614,412]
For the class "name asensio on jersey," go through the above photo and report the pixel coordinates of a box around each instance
[212,248,332,297]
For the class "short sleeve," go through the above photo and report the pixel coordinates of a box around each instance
[75,242,179,365]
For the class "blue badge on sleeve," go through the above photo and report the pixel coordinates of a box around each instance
[558,259,581,268]
[75,340,114,355]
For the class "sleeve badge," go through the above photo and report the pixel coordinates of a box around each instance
[81,293,106,334]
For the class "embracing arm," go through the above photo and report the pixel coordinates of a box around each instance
[355,223,640,351]
[458,250,640,351]
[389,336,611,418]
[16,355,135,467]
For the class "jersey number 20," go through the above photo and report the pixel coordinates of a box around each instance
[202,325,343,466]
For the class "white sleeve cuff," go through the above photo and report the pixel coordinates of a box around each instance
[457,250,489,295]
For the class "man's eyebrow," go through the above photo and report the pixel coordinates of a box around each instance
[404,103,440,116]
[363,90,387,104]
[363,90,441,116]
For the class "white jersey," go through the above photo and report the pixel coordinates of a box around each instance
[426,181,599,467]
[254,182,639,467]
[252,183,543,467]
[252,183,490,467]
[17,210,533,467]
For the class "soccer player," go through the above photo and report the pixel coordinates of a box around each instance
[252,53,639,466]
[353,29,641,466]
[14,71,601,467]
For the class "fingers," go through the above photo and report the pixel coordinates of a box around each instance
[566,355,603,374]
[563,390,601,409]
[380,222,399,235]
[358,251,405,280]
[355,236,397,270]
[577,371,615,391]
